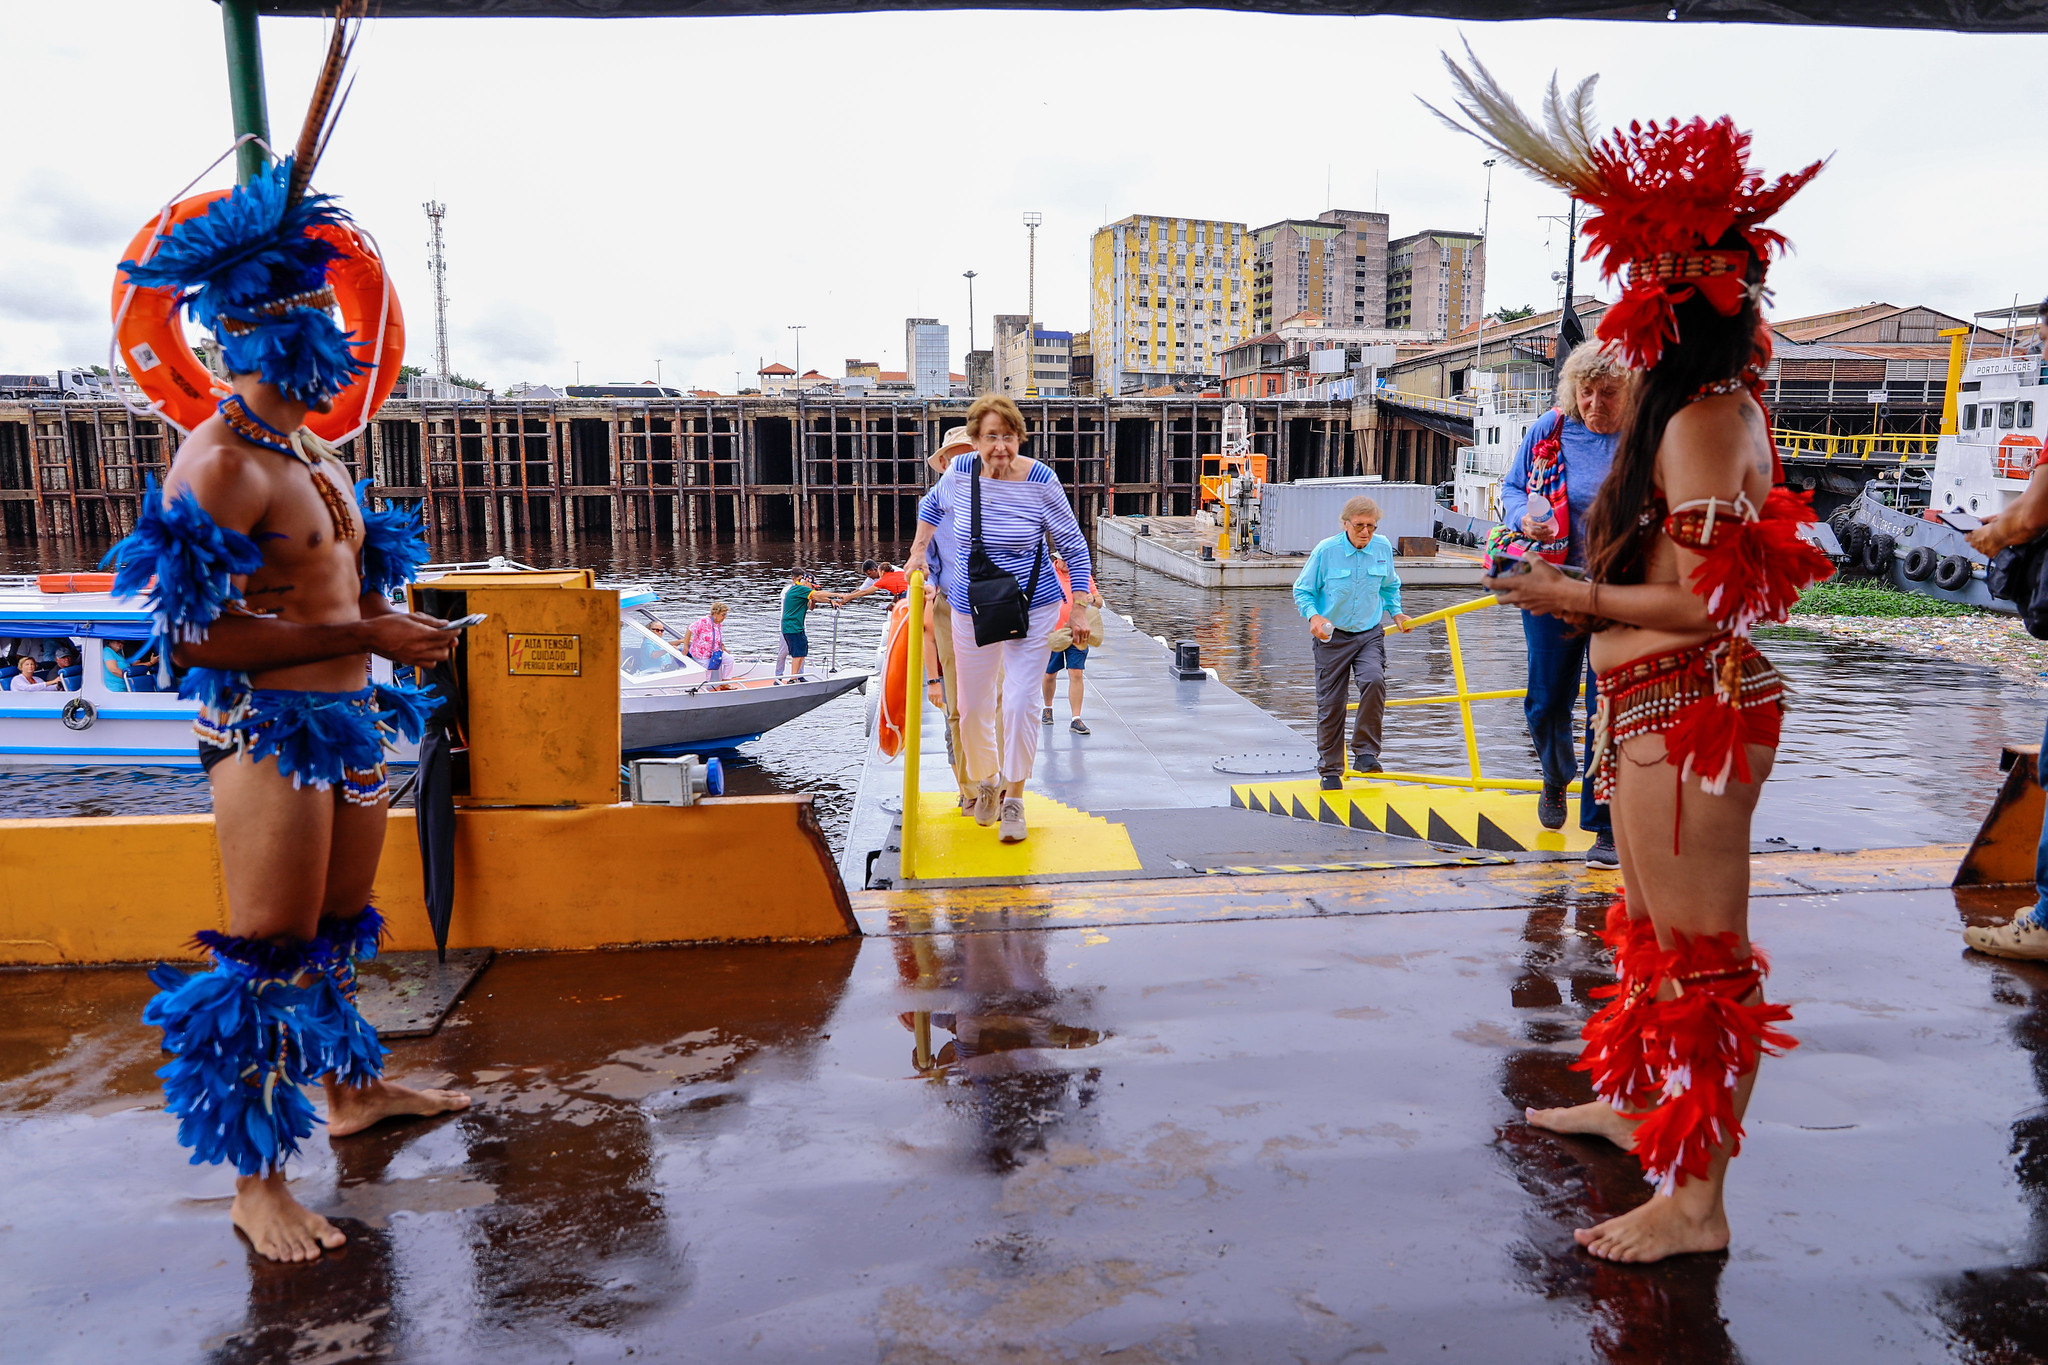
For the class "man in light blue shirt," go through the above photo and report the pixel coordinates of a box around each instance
[1293,495,1411,789]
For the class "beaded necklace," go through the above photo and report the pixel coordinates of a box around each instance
[216,395,357,543]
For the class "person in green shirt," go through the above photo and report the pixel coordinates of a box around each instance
[776,571,841,678]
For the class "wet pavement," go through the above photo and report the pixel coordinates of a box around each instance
[8,852,2048,1363]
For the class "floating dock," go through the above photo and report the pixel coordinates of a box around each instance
[4,586,2035,1362]
[7,843,2045,1361]
[843,607,1577,892]
[1094,513,1486,589]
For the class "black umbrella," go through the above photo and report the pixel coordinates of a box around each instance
[412,665,460,963]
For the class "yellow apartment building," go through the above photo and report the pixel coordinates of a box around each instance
[1089,214,1254,397]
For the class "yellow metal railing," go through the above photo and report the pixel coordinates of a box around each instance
[1347,592,1582,794]
[1772,427,1938,462]
[899,571,925,880]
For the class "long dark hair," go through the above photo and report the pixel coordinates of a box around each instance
[1583,234,1770,587]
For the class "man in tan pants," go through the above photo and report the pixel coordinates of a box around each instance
[909,426,978,811]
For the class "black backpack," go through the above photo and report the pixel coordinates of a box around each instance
[965,459,1045,647]
[1988,538,2048,639]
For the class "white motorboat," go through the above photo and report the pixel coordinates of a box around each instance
[0,561,868,768]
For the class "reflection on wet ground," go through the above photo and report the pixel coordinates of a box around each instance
[9,861,2048,1361]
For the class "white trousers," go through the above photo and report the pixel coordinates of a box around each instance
[950,601,1061,788]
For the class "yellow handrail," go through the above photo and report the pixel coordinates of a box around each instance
[1771,427,1939,462]
[900,571,925,881]
[1341,592,1579,793]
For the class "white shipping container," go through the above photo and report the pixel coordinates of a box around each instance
[1259,480,1436,555]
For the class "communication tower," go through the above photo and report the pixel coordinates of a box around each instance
[424,201,450,379]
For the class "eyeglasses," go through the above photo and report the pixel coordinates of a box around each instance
[979,432,1021,444]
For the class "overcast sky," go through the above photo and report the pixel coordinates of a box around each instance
[4,4,2041,392]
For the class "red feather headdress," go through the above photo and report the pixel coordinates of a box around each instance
[1422,44,1826,371]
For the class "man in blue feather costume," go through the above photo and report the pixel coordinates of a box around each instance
[108,155,470,1262]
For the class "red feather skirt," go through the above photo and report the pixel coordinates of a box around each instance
[1592,638,1785,803]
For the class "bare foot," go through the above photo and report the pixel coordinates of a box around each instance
[1574,1194,1730,1263]
[1526,1100,1638,1150]
[325,1077,472,1138]
[231,1173,346,1262]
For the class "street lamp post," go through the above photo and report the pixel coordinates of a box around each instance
[1022,212,1042,400]
[655,359,662,387]
[788,325,806,381]
[1473,159,1495,403]
[963,270,978,353]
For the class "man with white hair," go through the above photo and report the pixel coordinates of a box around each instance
[1293,495,1411,790]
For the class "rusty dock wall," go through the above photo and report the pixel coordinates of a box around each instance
[0,395,1456,545]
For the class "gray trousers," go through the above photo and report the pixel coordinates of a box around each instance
[1313,626,1386,778]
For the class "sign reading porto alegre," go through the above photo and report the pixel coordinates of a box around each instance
[507,632,582,677]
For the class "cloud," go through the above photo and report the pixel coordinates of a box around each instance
[0,259,98,327]
[6,169,141,255]
[454,299,562,381]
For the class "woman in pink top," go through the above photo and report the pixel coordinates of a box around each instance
[686,602,731,680]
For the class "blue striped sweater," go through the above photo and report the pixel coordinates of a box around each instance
[918,455,1091,611]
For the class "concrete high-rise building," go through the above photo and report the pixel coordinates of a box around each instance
[905,317,951,399]
[1386,231,1485,337]
[1249,210,1390,336]
[965,349,995,396]
[1089,214,1253,396]
[994,314,1072,398]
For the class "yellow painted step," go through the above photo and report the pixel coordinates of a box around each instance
[1230,778,1595,854]
[906,789,1143,881]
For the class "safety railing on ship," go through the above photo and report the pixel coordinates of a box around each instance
[1772,428,1938,462]
[1348,592,1581,794]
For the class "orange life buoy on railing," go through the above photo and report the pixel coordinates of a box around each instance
[1998,434,2043,480]
[110,192,405,445]
[876,599,912,760]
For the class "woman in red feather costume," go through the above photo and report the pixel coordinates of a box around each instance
[1434,48,1833,1263]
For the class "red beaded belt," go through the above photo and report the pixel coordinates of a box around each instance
[1591,637,1785,804]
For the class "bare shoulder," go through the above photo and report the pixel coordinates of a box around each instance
[163,425,272,533]
[1658,393,1767,499]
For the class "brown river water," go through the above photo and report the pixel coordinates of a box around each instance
[0,531,2036,854]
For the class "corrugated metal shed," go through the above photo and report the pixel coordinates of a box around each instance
[1260,481,1435,555]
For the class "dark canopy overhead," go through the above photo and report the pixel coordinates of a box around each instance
[245,1,2048,33]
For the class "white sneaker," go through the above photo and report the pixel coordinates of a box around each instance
[958,788,976,818]
[1965,916,2048,960]
[998,797,1028,843]
[973,782,1001,827]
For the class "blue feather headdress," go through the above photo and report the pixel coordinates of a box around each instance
[119,156,366,406]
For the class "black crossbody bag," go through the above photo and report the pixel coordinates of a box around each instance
[965,459,1045,646]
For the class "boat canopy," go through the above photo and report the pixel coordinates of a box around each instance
[240,1,2048,33]
[0,618,156,641]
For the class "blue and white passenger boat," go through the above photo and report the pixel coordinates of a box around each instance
[0,561,867,769]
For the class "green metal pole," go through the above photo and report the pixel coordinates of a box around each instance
[221,0,272,183]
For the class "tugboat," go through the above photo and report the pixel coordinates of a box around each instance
[1436,376,1554,547]
[1831,305,2040,615]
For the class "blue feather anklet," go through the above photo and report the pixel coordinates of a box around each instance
[143,932,328,1177]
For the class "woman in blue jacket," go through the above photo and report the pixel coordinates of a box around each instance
[1498,344,1628,863]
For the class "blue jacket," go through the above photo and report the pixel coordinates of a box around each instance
[1499,410,1618,570]
[1293,532,1402,633]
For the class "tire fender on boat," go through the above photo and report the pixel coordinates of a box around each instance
[1861,532,1896,576]
[112,195,405,443]
[1934,554,1974,592]
[1901,546,1937,582]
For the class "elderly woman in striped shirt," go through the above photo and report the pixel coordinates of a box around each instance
[907,395,1097,843]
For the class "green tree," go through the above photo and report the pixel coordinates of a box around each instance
[1492,305,1537,323]
[397,364,426,381]
[449,373,493,395]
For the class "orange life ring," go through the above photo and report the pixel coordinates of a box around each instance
[1998,434,2044,480]
[876,599,912,760]
[110,192,405,444]
[37,573,116,594]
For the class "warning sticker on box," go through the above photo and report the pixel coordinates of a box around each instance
[507,633,581,676]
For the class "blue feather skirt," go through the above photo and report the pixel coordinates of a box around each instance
[191,676,434,806]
